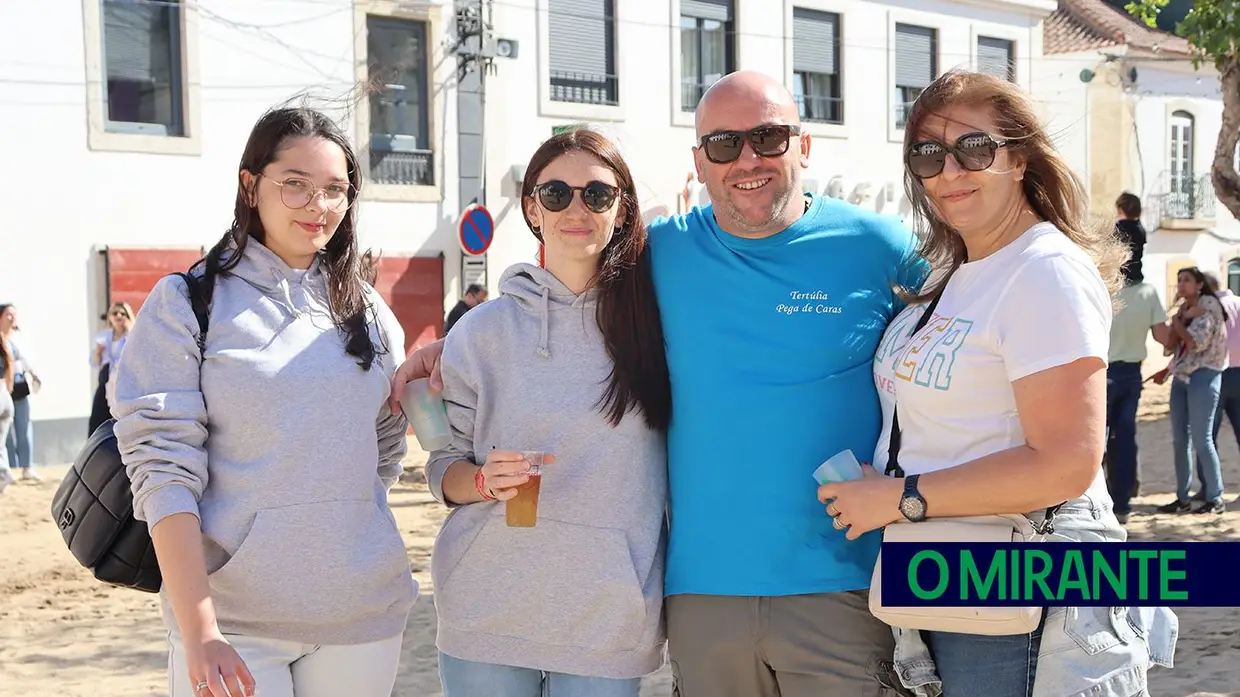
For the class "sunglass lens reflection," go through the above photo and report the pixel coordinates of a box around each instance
[581,183,617,212]
[538,182,573,212]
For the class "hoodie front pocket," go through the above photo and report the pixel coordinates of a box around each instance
[436,516,648,654]
[208,500,415,628]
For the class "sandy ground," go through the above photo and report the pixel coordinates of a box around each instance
[2,375,1239,696]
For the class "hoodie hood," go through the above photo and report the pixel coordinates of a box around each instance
[222,237,328,320]
[499,263,598,359]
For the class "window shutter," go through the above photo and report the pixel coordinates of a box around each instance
[549,0,610,77]
[681,0,732,22]
[977,37,1014,81]
[895,24,935,88]
[793,8,837,75]
[103,1,174,82]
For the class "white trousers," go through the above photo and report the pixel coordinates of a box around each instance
[168,631,403,697]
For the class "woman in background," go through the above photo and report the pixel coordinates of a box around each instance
[1153,266,1229,515]
[0,303,40,481]
[88,301,134,434]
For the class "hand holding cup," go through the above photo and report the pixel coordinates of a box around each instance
[479,449,554,501]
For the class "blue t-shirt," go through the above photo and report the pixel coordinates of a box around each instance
[648,193,925,597]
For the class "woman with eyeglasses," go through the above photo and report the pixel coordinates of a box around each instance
[111,107,416,697]
[1151,266,1229,515]
[88,301,134,434]
[424,128,672,697]
[817,69,1178,696]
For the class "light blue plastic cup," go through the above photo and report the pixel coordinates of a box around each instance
[812,449,864,485]
[400,377,452,451]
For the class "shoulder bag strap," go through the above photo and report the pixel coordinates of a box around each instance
[884,289,944,478]
[173,272,210,356]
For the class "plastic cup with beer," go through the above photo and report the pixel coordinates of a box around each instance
[399,377,452,451]
[506,451,546,528]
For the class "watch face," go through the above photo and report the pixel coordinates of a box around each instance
[900,496,926,521]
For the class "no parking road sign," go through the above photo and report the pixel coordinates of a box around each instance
[458,204,494,256]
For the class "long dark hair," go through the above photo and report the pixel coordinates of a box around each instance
[194,107,382,370]
[520,129,672,433]
[1179,267,1229,321]
[900,69,1128,301]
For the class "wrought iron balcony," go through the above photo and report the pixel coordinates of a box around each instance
[550,70,618,106]
[369,134,433,187]
[1147,172,1216,231]
[797,94,843,125]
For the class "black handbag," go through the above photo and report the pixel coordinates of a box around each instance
[50,272,210,593]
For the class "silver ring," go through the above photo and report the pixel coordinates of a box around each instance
[195,681,210,692]
[833,517,848,531]
[826,502,839,517]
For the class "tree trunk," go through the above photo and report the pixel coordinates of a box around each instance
[1213,56,1240,221]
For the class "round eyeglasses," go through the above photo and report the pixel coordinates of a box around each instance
[266,176,354,212]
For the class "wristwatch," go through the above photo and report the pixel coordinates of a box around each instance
[898,474,928,522]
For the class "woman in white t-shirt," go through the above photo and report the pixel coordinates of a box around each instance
[88,301,134,434]
[819,69,1179,697]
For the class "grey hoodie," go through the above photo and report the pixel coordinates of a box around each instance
[427,263,668,679]
[112,239,417,645]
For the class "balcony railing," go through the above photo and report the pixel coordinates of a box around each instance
[682,80,709,111]
[1147,172,1216,230]
[797,94,843,125]
[550,70,618,106]
[369,134,433,186]
[894,102,915,129]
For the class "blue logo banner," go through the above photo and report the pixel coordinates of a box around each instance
[878,542,1238,607]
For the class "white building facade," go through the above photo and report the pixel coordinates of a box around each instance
[0,0,1053,464]
[1035,0,1240,311]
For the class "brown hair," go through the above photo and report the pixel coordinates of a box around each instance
[520,129,672,433]
[900,69,1128,302]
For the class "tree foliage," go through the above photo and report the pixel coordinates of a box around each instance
[1126,0,1240,221]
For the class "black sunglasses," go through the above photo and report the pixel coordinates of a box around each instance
[533,180,621,213]
[905,131,1012,179]
[698,124,802,164]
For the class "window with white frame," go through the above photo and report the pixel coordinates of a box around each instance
[366,16,434,187]
[548,0,617,105]
[101,0,184,136]
[680,0,734,112]
[1169,110,1195,209]
[893,23,936,129]
[792,8,842,125]
[976,36,1014,82]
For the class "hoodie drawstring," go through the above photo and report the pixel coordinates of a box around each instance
[536,287,551,359]
[271,268,301,319]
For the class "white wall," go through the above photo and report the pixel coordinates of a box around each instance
[1128,63,1240,239]
[1030,50,1100,188]
[0,0,1051,461]
[0,0,468,457]
[482,0,1049,242]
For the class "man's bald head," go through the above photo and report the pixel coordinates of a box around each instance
[689,71,811,240]
[695,71,801,137]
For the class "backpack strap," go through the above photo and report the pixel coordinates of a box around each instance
[172,272,210,355]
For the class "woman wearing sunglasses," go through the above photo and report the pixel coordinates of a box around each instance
[425,128,672,697]
[88,301,134,434]
[817,69,1177,696]
[112,107,416,697]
